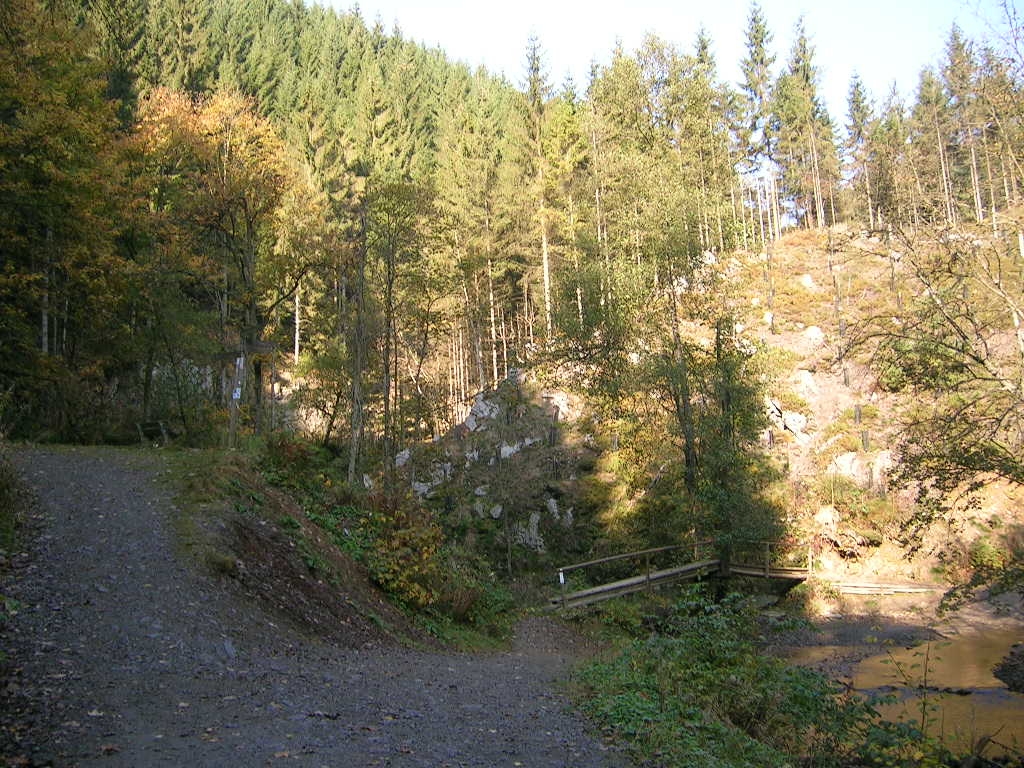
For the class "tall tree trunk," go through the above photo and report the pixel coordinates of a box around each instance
[41,228,52,355]
[293,279,301,365]
[934,111,956,225]
[864,159,876,230]
[488,258,499,386]
[347,214,368,486]
[499,306,509,380]
[668,284,698,493]
[541,213,552,338]
[970,139,984,222]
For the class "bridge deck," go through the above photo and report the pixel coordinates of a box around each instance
[550,558,813,612]
[550,559,720,610]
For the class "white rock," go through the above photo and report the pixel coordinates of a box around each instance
[362,474,374,490]
[513,511,545,552]
[500,442,521,460]
[829,451,892,490]
[429,462,452,485]
[792,369,818,399]
[470,395,500,421]
[490,504,503,519]
[474,485,488,497]
[547,391,572,420]
[800,273,817,291]
[411,481,431,496]
[814,505,839,531]
[802,326,825,348]
[546,497,559,520]
[394,448,411,468]
[782,410,809,443]
[463,413,478,432]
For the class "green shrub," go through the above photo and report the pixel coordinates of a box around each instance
[432,545,514,631]
[0,452,26,557]
[576,587,936,767]
[968,537,1007,572]
[364,491,443,609]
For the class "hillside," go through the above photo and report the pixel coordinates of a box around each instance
[372,223,1024,606]
[729,225,1023,595]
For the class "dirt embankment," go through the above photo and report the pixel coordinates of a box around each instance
[0,446,630,767]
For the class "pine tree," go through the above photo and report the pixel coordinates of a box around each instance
[87,0,149,124]
[523,35,555,338]
[846,73,876,228]
[910,67,957,226]
[770,17,839,227]
[738,2,776,173]
[146,0,214,94]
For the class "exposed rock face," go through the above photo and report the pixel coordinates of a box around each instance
[396,378,589,559]
[814,505,840,533]
[792,369,819,398]
[767,398,811,444]
[995,644,1024,693]
[829,450,893,491]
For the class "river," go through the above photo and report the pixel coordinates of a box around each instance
[852,628,1023,755]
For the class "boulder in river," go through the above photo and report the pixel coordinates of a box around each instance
[994,642,1024,693]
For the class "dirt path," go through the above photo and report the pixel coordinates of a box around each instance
[1,446,631,767]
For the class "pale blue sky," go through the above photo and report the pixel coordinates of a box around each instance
[337,0,1012,123]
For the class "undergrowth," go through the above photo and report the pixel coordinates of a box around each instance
[256,434,516,644]
[0,451,25,559]
[0,450,29,653]
[575,586,956,767]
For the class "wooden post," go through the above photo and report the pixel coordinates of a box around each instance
[645,552,651,593]
[764,541,770,577]
[228,354,245,450]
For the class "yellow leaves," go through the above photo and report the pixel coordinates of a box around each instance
[366,495,444,608]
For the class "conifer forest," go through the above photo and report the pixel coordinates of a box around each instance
[2,0,1024,574]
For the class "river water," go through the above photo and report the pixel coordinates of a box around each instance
[851,628,1024,754]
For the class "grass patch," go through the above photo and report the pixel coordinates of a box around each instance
[0,450,30,648]
[0,451,26,558]
[163,449,248,570]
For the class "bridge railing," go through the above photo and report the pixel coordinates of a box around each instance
[553,537,812,611]
[555,539,716,609]
[726,539,813,577]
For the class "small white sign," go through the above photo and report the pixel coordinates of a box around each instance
[558,570,565,585]
[232,387,242,401]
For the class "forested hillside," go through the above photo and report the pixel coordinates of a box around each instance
[2,0,1022,593]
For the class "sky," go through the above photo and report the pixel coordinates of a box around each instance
[337,0,1013,123]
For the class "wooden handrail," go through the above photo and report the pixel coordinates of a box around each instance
[556,541,713,575]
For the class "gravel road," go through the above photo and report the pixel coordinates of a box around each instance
[1,446,631,767]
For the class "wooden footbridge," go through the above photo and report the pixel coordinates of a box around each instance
[550,539,812,612]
